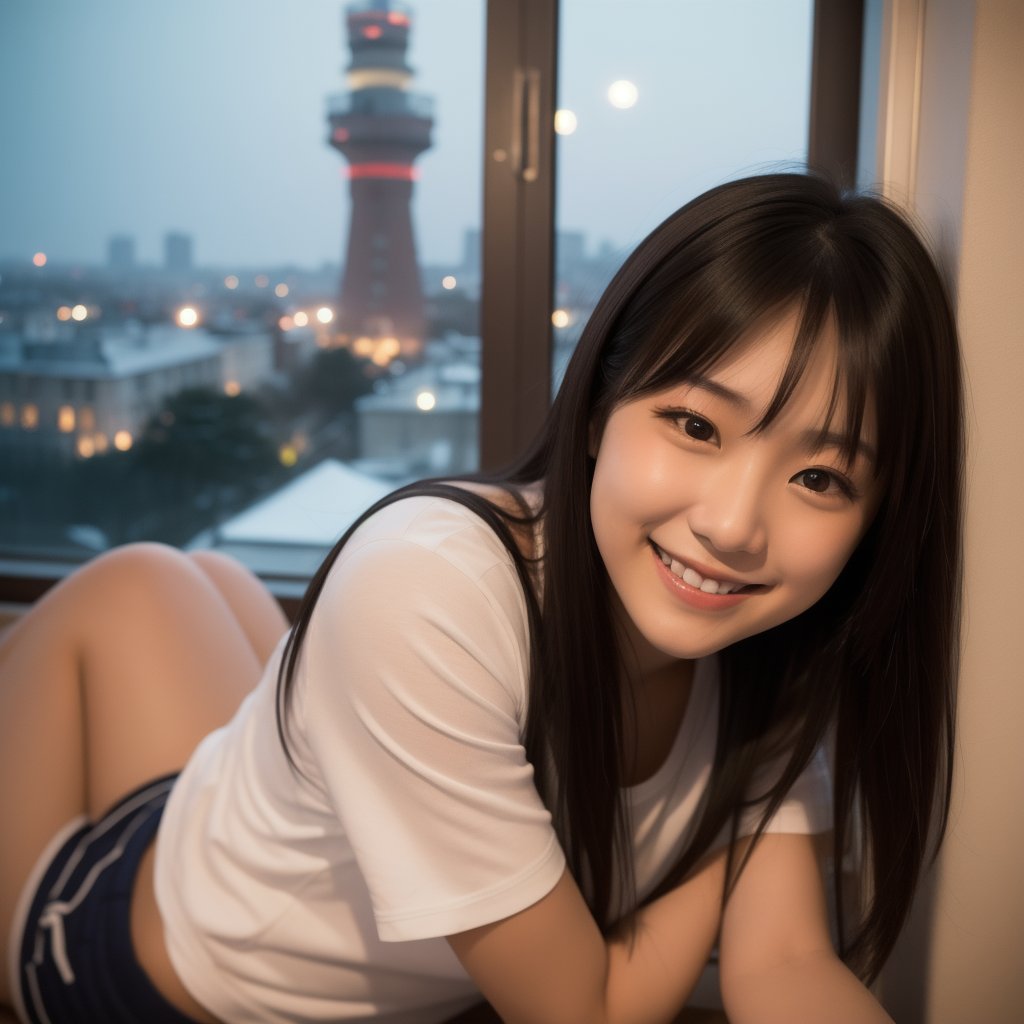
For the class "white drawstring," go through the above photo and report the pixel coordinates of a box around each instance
[38,903,75,984]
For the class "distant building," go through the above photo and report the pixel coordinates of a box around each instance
[354,334,479,478]
[461,228,481,276]
[164,232,194,273]
[107,235,136,270]
[557,231,586,278]
[0,321,273,462]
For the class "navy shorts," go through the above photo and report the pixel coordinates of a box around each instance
[14,774,202,1023]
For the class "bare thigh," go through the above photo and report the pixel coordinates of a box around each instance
[186,549,288,665]
[0,543,273,1005]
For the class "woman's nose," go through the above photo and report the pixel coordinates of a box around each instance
[686,459,769,556]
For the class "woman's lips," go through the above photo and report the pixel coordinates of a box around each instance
[649,542,766,610]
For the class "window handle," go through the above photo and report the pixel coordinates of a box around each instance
[512,67,541,183]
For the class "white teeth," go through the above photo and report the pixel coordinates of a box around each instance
[655,543,744,595]
[681,567,702,588]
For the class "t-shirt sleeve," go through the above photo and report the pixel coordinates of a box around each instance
[295,501,565,942]
[743,744,833,837]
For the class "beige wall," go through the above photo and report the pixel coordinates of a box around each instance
[877,1,1024,1020]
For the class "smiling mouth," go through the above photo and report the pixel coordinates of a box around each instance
[649,541,766,596]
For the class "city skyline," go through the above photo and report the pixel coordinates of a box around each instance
[0,0,811,269]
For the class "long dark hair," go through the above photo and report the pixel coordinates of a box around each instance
[277,173,963,984]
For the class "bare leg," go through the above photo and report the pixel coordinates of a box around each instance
[0,543,267,1007]
[186,550,289,664]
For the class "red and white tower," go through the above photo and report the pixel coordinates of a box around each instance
[327,1,433,362]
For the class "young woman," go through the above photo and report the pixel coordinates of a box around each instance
[0,173,963,1023]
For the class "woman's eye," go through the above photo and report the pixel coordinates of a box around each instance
[681,414,716,442]
[792,469,852,497]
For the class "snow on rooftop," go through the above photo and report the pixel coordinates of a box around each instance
[216,459,393,546]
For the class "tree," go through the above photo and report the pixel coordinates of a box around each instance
[288,347,373,419]
[135,387,278,490]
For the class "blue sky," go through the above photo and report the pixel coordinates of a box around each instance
[0,0,811,268]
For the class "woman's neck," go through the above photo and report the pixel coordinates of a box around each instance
[614,603,696,786]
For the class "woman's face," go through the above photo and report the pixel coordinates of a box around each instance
[589,311,879,675]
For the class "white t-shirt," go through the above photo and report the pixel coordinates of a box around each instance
[155,496,831,1023]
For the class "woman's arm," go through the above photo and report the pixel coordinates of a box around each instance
[448,845,731,1024]
[718,833,893,1024]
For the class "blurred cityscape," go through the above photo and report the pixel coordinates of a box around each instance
[0,0,621,572]
[0,224,620,571]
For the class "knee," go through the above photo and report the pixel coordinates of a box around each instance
[186,548,249,577]
[80,543,195,592]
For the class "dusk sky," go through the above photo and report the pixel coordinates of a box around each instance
[0,0,812,270]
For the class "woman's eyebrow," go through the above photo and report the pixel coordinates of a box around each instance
[682,374,750,408]
[801,429,877,467]
[682,375,877,466]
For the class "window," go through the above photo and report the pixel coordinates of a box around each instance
[553,0,814,387]
[0,0,853,597]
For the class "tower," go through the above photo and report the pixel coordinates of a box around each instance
[327,1,433,361]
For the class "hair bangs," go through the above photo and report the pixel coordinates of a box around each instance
[606,265,875,476]
[753,287,875,476]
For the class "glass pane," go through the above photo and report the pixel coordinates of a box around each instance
[553,0,814,389]
[0,0,483,576]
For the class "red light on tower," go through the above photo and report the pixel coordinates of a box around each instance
[362,24,382,39]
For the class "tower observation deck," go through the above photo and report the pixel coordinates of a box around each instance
[327,0,433,361]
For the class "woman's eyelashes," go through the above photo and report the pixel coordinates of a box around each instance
[655,406,861,501]
[790,467,859,500]
[656,407,719,444]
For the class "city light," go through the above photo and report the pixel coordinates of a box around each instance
[56,306,72,322]
[607,80,639,109]
[441,275,457,290]
[21,404,39,430]
[224,380,241,397]
[177,306,199,328]
[94,433,109,453]
[57,405,76,433]
[79,407,96,431]
[274,283,289,298]
[316,306,334,324]
[255,274,269,288]
[77,436,95,459]
[224,275,239,290]
[0,403,14,427]
[353,336,374,357]
[71,304,88,322]
[554,109,578,136]
[278,315,294,331]
[551,308,570,329]
[279,443,298,467]
[32,252,47,268]
[114,430,133,452]
[416,390,437,412]
[362,25,383,39]
[293,311,309,327]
